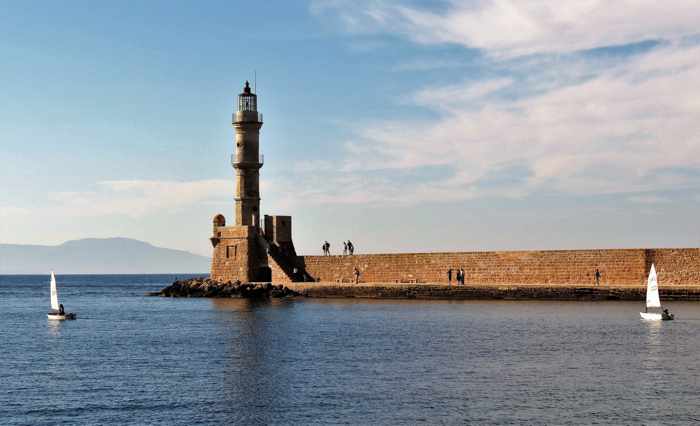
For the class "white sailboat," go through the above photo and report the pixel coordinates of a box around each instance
[640,264,673,321]
[47,272,76,320]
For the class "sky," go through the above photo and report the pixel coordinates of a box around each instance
[1,0,699,257]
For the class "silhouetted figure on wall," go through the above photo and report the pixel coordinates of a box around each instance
[343,241,348,255]
[447,268,453,286]
[348,240,354,255]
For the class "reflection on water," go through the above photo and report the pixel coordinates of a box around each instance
[210,297,257,312]
[210,299,700,424]
[210,297,297,312]
[46,318,62,337]
[642,318,662,386]
[3,276,700,425]
[212,298,300,424]
[644,318,662,342]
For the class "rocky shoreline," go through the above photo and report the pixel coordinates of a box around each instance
[151,278,299,299]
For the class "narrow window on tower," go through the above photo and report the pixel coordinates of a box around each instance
[226,245,238,259]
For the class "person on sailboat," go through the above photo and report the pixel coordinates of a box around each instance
[59,304,65,315]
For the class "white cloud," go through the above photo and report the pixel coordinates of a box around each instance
[627,195,670,204]
[287,42,700,204]
[412,78,513,112]
[48,179,231,218]
[306,2,700,204]
[392,57,469,72]
[0,206,30,218]
[313,0,700,57]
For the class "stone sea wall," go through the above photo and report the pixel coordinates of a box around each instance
[298,248,700,286]
[287,282,700,301]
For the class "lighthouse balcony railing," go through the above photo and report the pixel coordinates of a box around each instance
[231,153,264,167]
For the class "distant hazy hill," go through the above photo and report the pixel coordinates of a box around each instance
[0,238,210,274]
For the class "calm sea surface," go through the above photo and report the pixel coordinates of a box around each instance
[1,274,699,425]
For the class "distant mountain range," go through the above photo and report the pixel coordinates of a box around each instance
[0,238,210,274]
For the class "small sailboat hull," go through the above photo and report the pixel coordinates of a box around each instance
[47,312,76,320]
[640,312,662,321]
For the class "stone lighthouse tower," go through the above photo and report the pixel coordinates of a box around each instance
[233,81,263,227]
[209,81,265,283]
[210,81,302,284]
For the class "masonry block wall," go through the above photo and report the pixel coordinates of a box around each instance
[298,248,700,286]
[210,225,258,283]
[647,249,700,285]
[269,255,293,284]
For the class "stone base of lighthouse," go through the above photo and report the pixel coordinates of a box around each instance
[210,214,308,284]
[210,225,264,283]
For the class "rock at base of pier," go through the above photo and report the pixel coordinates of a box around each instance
[151,277,300,299]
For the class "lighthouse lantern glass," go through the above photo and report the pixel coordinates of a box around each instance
[238,93,257,112]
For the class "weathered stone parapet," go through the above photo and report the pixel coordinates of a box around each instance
[286,282,700,301]
[298,248,700,287]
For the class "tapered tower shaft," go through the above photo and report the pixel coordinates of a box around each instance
[232,81,263,226]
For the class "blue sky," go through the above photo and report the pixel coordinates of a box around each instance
[2,0,700,256]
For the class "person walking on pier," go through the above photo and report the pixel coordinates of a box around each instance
[354,267,361,284]
[595,268,601,286]
[460,268,466,285]
[447,268,453,286]
[343,241,348,255]
[456,269,462,286]
[348,240,355,255]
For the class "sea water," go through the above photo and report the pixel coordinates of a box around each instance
[1,274,699,425]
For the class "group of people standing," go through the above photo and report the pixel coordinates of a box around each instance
[447,267,466,286]
[321,240,355,256]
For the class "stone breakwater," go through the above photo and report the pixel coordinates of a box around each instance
[287,282,700,301]
[153,278,299,299]
[152,279,700,301]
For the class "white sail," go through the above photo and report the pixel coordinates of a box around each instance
[646,264,661,308]
[50,271,60,311]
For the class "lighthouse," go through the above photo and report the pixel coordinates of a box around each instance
[210,81,301,284]
[233,81,263,227]
[209,81,265,283]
